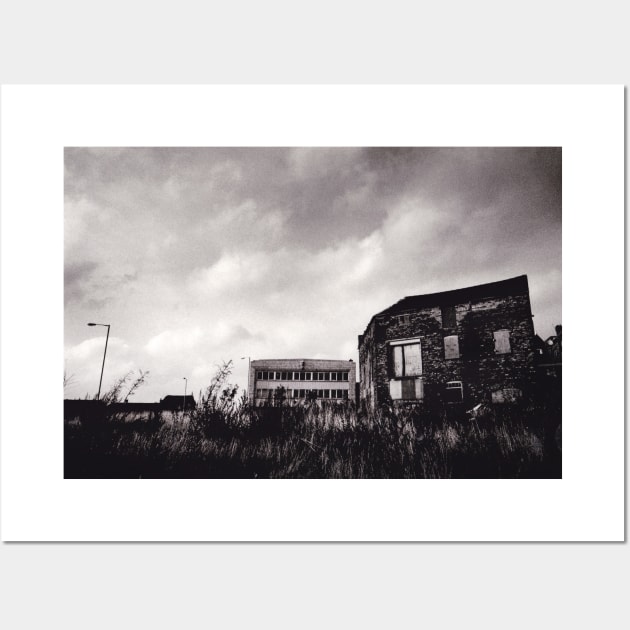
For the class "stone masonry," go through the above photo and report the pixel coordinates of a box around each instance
[358,275,537,408]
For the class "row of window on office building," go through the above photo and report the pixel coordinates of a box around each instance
[255,388,349,400]
[255,370,350,382]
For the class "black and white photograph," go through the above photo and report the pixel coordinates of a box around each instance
[64,146,562,479]
[0,5,627,628]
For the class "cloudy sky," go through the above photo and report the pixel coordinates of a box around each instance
[64,147,561,402]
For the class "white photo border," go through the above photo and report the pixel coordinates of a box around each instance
[0,85,624,541]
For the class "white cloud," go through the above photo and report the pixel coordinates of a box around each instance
[64,336,137,398]
[188,251,273,295]
[145,327,204,356]
[66,336,128,361]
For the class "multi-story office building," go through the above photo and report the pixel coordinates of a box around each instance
[248,359,356,406]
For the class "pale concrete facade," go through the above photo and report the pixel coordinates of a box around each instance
[249,358,357,406]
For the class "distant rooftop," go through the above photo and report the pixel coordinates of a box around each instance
[251,358,354,367]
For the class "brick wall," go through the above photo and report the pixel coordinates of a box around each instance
[359,283,537,408]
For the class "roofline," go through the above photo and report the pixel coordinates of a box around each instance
[359,275,530,340]
[251,358,355,364]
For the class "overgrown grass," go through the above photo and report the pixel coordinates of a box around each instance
[64,367,561,479]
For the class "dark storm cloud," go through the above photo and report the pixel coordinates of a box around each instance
[65,147,384,254]
[64,260,97,305]
[362,147,561,227]
[65,146,561,257]
[64,259,97,287]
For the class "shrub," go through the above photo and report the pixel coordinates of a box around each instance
[65,364,561,479]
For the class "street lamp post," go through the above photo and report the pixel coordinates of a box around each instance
[241,356,251,400]
[183,377,188,413]
[87,322,110,401]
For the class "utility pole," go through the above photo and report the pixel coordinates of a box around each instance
[241,356,251,399]
[87,322,110,400]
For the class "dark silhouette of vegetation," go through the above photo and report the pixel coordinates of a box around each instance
[64,363,561,479]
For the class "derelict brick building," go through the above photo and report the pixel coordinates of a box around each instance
[249,359,356,406]
[358,275,537,408]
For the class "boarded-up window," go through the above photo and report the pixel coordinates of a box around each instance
[393,345,404,377]
[389,379,402,400]
[441,305,456,329]
[444,335,460,359]
[389,377,423,400]
[404,343,422,376]
[401,378,416,399]
[414,377,424,399]
[494,329,511,354]
[391,341,422,377]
